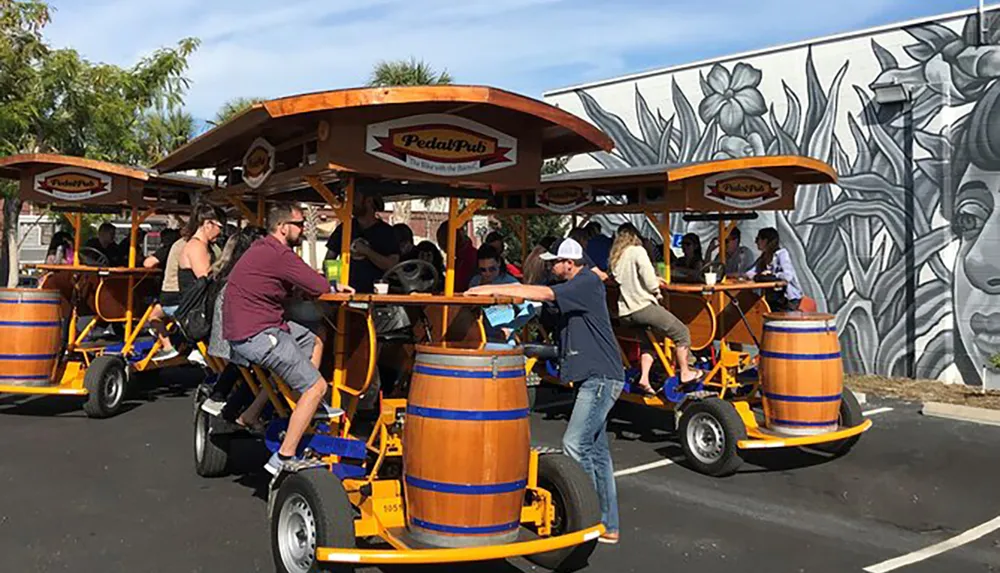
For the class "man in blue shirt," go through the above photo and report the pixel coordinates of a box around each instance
[584,221,613,271]
[465,238,623,544]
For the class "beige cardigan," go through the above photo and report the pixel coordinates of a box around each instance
[612,245,661,317]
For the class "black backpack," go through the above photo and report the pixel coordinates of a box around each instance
[174,276,218,342]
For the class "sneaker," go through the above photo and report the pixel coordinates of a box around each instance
[200,398,226,417]
[264,452,301,476]
[152,347,180,362]
[598,532,620,545]
[187,350,207,367]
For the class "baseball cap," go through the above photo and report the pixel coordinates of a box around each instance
[540,238,584,261]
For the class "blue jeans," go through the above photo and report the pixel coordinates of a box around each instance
[562,375,624,534]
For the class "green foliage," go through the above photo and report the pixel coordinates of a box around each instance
[212,96,264,126]
[367,57,453,87]
[140,108,196,161]
[990,353,1000,371]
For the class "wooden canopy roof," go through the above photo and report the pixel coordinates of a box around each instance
[485,155,837,215]
[151,86,614,200]
[0,153,212,212]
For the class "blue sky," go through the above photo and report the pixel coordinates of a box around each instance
[42,0,984,124]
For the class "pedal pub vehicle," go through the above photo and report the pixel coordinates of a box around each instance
[486,156,873,476]
[0,154,207,417]
[152,85,618,572]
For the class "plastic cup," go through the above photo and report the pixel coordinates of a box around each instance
[374,281,389,295]
[704,271,718,286]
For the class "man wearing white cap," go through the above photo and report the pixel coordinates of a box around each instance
[465,237,623,544]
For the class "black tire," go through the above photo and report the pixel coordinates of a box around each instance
[524,454,601,572]
[812,387,864,455]
[193,398,230,478]
[82,355,128,418]
[678,398,747,477]
[271,468,356,573]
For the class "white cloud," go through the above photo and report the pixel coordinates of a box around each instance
[43,0,932,119]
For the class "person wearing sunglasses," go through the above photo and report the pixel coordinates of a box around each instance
[225,202,354,476]
[468,244,532,344]
[324,188,399,293]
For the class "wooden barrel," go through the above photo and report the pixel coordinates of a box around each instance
[760,312,842,435]
[403,343,529,548]
[0,289,64,387]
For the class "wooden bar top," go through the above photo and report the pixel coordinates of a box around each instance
[25,264,161,275]
[318,293,525,306]
[661,280,786,294]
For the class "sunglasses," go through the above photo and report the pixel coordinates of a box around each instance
[478,265,499,274]
[284,220,306,228]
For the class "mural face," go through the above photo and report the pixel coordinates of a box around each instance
[548,12,1000,385]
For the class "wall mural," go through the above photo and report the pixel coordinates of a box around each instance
[557,13,1000,386]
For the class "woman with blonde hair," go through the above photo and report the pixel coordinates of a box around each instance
[609,223,703,395]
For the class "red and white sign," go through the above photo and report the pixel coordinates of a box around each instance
[704,169,782,209]
[242,137,275,189]
[33,167,112,201]
[536,185,593,214]
[366,114,517,176]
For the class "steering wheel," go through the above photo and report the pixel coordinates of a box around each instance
[380,259,439,294]
[78,247,110,267]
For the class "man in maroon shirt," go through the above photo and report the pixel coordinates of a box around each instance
[224,203,354,475]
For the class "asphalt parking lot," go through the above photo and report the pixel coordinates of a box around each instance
[2,367,1000,573]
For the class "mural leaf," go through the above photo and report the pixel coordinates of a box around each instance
[699,71,712,98]
[801,48,829,151]
[657,110,667,131]
[635,87,663,150]
[672,78,701,161]
[768,106,799,155]
[837,173,905,208]
[780,81,802,142]
[871,39,898,71]
[590,151,629,170]
[855,86,906,182]
[805,61,848,163]
[875,280,951,376]
[832,138,852,178]
[744,115,774,149]
[777,212,827,312]
[913,129,952,159]
[691,118,718,162]
[801,198,906,248]
[915,330,953,381]
[656,116,674,163]
[904,23,959,49]
[903,42,938,63]
[870,227,952,309]
[839,223,879,298]
[836,294,878,373]
[847,113,873,174]
[577,90,656,165]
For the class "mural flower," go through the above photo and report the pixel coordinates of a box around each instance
[698,63,767,134]
[713,133,765,160]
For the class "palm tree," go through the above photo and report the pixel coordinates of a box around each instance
[368,58,453,227]
[142,109,196,161]
[367,57,453,87]
[212,97,264,126]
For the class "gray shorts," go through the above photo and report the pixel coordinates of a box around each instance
[229,321,321,393]
[619,303,692,348]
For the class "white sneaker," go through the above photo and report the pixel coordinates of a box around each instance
[200,398,226,417]
[152,347,181,362]
[187,350,207,367]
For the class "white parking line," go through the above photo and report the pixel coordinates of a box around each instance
[863,515,1000,573]
[863,407,894,416]
[614,459,675,477]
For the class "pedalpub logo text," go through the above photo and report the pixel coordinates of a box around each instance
[704,170,782,209]
[34,167,112,201]
[367,114,518,176]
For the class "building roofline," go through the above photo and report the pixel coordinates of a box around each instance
[544,3,1000,97]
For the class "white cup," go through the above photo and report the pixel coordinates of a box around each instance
[373,281,389,295]
[704,272,718,286]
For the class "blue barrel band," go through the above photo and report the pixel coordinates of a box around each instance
[0,321,62,327]
[406,405,529,421]
[769,418,839,427]
[405,475,527,495]
[0,299,60,305]
[0,353,58,360]
[0,374,50,380]
[763,392,842,403]
[759,350,841,360]
[763,325,837,334]
[410,517,520,535]
[413,365,523,379]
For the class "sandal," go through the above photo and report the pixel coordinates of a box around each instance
[236,417,267,434]
[679,370,705,385]
[633,382,658,397]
